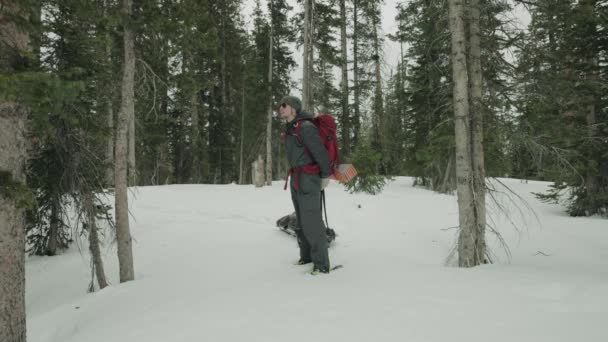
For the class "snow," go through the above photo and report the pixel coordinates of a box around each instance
[26,178,608,342]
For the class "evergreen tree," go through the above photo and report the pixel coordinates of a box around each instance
[515,0,608,216]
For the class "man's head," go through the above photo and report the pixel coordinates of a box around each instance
[278,95,302,122]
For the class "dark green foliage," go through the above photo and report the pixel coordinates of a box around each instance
[344,142,391,195]
[516,0,608,216]
[0,171,33,209]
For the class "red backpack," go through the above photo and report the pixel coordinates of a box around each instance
[295,114,340,176]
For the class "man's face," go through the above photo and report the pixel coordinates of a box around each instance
[278,103,295,121]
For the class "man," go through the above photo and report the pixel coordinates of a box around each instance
[278,95,331,274]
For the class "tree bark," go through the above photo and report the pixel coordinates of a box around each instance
[467,0,487,263]
[187,43,200,183]
[85,192,108,290]
[106,97,114,186]
[372,20,384,170]
[302,0,314,111]
[46,199,59,255]
[339,0,350,159]
[128,105,136,185]
[115,0,135,282]
[582,0,599,202]
[352,0,360,149]
[266,0,274,186]
[103,0,114,187]
[220,5,228,183]
[191,90,200,183]
[0,104,27,342]
[0,4,28,340]
[239,74,246,185]
[448,0,478,267]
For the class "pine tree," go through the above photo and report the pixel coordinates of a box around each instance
[515,0,608,216]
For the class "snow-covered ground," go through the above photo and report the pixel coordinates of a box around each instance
[26,178,608,342]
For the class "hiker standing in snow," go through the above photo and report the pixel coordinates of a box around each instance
[278,96,331,274]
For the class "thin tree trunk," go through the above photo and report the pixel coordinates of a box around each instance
[467,0,487,263]
[440,153,454,194]
[0,5,28,339]
[191,90,200,183]
[353,0,360,149]
[188,46,200,182]
[85,192,108,290]
[448,0,478,268]
[339,0,350,159]
[582,0,599,201]
[46,199,59,255]
[266,0,274,186]
[302,0,314,111]
[373,21,384,171]
[115,0,135,283]
[239,75,246,185]
[220,7,227,183]
[106,100,114,186]
[103,0,114,187]
[128,106,136,185]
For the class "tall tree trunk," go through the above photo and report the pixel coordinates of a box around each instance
[103,0,114,187]
[266,0,274,186]
[467,0,487,264]
[582,0,599,202]
[220,7,228,183]
[0,4,28,340]
[186,47,200,183]
[372,21,384,171]
[302,0,314,111]
[115,0,135,282]
[339,0,350,159]
[448,0,478,267]
[85,192,108,290]
[352,0,360,150]
[239,74,246,185]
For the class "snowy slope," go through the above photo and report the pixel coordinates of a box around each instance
[26,178,608,342]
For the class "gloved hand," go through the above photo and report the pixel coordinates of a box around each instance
[321,178,330,190]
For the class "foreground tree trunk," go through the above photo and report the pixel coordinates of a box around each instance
[115,0,135,282]
[447,0,485,267]
[467,0,487,264]
[0,4,29,340]
[0,104,27,342]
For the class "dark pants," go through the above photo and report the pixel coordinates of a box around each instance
[290,173,330,271]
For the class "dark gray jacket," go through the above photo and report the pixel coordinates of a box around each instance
[284,111,331,178]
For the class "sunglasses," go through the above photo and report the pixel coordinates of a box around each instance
[280,103,287,108]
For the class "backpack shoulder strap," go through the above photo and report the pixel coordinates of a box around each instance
[293,119,313,144]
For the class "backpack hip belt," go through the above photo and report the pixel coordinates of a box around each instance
[283,163,321,191]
